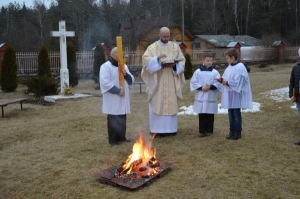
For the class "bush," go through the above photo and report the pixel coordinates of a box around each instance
[1,45,18,92]
[67,42,78,87]
[38,45,51,77]
[25,76,59,97]
[93,42,106,84]
[184,53,193,79]
[26,44,60,97]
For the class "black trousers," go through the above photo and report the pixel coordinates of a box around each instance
[107,114,127,144]
[198,113,214,134]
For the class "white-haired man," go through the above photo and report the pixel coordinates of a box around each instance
[100,47,134,145]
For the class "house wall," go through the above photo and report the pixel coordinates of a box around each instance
[193,37,216,50]
[137,27,192,54]
[0,44,7,78]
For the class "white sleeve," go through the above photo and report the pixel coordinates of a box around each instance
[145,56,162,74]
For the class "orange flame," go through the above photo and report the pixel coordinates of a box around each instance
[121,133,157,174]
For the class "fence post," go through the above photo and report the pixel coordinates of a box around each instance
[278,43,285,63]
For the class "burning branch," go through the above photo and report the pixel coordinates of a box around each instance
[115,133,160,180]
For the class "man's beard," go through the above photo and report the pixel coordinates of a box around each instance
[160,39,168,43]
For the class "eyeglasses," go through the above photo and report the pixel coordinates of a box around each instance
[160,35,170,38]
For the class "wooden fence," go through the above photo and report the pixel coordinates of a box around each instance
[15,46,300,75]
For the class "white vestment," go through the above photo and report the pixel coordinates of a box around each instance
[100,61,134,115]
[221,63,253,109]
[141,40,186,134]
[190,66,222,114]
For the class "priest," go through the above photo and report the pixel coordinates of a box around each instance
[100,47,134,145]
[141,27,186,138]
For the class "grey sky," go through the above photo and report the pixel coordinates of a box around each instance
[0,0,52,8]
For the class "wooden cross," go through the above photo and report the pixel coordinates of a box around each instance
[50,20,75,94]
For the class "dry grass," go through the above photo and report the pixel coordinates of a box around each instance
[1,63,300,199]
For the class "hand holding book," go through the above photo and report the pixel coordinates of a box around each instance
[162,59,183,65]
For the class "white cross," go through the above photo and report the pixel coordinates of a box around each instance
[50,20,75,94]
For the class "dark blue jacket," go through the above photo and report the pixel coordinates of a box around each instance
[289,58,300,101]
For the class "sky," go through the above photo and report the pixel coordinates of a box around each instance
[178,87,295,115]
[0,0,52,8]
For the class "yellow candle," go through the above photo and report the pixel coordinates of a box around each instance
[293,88,295,98]
[116,36,124,91]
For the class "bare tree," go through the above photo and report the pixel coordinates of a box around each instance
[30,1,48,46]
[55,0,99,50]
[232,0,240,35]
[245,0,251,34]
[195,0,222,35]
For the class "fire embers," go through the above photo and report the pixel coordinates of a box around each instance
[116,157,160,180]
[114,133,160,181]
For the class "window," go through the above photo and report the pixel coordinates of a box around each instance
[194,42,201,49]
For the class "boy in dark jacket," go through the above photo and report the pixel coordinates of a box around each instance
[289,56,300,146]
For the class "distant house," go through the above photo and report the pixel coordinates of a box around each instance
[117,17,193,54]
[0,43,8,78]
[192,35,260,50]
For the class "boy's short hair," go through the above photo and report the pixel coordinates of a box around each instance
[224,48,239,60]
[202,52,213,59]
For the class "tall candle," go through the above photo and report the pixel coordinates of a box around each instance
[293,88,295,98]
[116,36,124,91]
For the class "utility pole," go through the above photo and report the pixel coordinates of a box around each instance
[181,0,184,44]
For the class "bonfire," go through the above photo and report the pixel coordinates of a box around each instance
[98,133,171,189]
[115,133,160,180]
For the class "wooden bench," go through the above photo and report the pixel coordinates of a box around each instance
[134,82,145,94]
[0,98,28,118]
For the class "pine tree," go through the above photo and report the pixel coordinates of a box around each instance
[184,53,193,79]
[25,44,59,97]
[67,42,78,87]
[38,44,51,77]
[93,42,106,84]
[1,45,18,92]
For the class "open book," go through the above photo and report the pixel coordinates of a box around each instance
[162,59,183,65]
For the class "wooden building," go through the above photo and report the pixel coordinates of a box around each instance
[192,35,260,50]
[0,43,8,78]
[117,17,193,54]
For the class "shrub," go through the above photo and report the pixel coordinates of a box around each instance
[25,76,59,97]
[38,44,51,77]
[1,45,18,92]
[25,44,59,97]
[184,53,193,79]
[67,42,78,87]
[93,42,106,84]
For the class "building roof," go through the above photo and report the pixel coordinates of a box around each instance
[193,34,260,47]
[0,43,6,48]
[272,41,284,47]
[174,41,187,47]
[118,17,182,44]
[92,43,109,51]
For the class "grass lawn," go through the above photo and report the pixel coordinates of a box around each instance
[1,63,300,199]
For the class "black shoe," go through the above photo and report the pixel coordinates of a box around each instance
[154,134,163,138]
[206,132,213,136]
[199,133,205,137]
[294,141,300,145]
[226,130,234,139]
[109,142,120,146]
[230,131,240,140]
[150,132,163,138]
